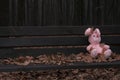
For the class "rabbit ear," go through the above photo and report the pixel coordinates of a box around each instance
[84,28,93,36]
[94,28,101,36]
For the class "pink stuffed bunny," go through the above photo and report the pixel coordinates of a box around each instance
[85,27,112,58]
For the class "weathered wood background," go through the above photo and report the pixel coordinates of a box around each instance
[0,0,119,57]
[0,0,120,26]
[0,0,120,72]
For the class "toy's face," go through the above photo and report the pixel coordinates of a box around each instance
[84,28,101,44]
[89,31,101,44]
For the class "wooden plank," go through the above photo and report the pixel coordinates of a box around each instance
[0,47,86,58]
[0,36,119,47]
[0,46,119,58]
[102,36,120,45]
[9,0,13,26]
[0,0,9,26]
[38,0,43,26]
[0,36,87,47]
[7,0,120,26]
[0,60,119,72]
[0,26,119,36]
[111,46,120,53]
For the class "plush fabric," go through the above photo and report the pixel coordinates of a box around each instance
[85,28,112,58]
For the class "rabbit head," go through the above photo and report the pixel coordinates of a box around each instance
[85,28,101,44]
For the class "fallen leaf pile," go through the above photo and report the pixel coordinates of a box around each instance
[0,53,120,66]
[0,68,120,80]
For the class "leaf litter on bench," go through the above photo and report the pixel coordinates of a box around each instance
[0,52,120,66]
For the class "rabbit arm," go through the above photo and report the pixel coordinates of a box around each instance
[104,45,110,49]
[87,45,92,51]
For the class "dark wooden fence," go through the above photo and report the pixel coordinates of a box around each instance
[0,0,120,72]
[1,0,120,25]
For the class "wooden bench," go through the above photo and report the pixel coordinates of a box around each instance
[0,25,120,72]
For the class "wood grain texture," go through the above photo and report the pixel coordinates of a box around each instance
[0,0,120,71]
[7,0,120,26]
[0,26,120,36]
[1,0,120,26]
[0,46,119,58]
[0,36,119,47]
[0,47,85,58]
[0,60,119,72]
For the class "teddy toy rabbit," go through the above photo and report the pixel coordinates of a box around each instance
[85,27,112,58]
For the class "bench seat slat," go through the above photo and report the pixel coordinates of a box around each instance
[0,46,119,58]
[0,26,120,36]
[0,60,119,72]
[0,36,119,47]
